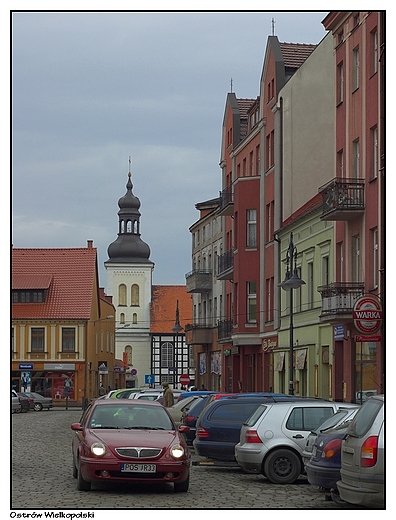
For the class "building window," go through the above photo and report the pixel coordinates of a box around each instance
[133,313,138,324]
[352,46,360,91]
[62,328,75,352]
[307,263,314,310]
[266,131,274,170]
[120,313,125,324]
[161,341,174,368]
[352,234,360,282]
[266,277,274,322]
[118,284,127,306]
[31,327,45,352]
[336,61,344,104]
[352,139,360,178]
[265,201,274,243]
[249,151,254,176]
[322,256,329,286]
[371,29,378,74]
[371,126,378,179]
[255,144,260,176]
[337,149,344,178]
[247,209,257,247]
[243,158,247,177]
[372,228,378,289]
[131,284,139,306]
[247,282,257,323]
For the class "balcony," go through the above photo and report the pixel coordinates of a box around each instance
[217,249,234,280]
[218,185,234,216]
[318,282,365,322]
[217,319,233,342]
[319,177,365,221]
[185,269,212,293]
[185,323,213,345]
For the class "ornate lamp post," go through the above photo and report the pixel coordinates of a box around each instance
[278,233,305,395]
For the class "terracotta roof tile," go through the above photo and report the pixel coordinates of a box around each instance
[279,42,317,69]
[150,285,192,334]
[12,247,98,320]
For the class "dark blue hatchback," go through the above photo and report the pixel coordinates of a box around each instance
[192,394,301,462]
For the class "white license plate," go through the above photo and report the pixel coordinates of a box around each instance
[121,463,156,473]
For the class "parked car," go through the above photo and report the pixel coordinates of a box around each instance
[167,395,202,427]
[235,400,355,484]
[16,392,31,412]
[12,389,22,413]
[129,389,182,406]
[336,394,384,508]
[20,391,53,411]
[181,396,211,445]
[193,394,304,461]
[71,399,191,492]
[305,422,352,499]
[18,392,35,410]
[109,388,145,399]
[302,406,360,467]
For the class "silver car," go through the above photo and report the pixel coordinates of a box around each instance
[22,391,53,411]
[336,394,384,508]
[12,389,22,413]
[235,400,356,484]
[302,405,360,467]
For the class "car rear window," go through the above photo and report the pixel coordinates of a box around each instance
[347,398,383,437]
[210,402,263,422]
[286,407,334,431]
[244,405,269,426]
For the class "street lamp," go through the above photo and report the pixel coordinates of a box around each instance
[172,300,183,389]
[278,232,305,395]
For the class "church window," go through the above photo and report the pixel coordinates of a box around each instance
[131,284,139,306]
[118,284,127,306]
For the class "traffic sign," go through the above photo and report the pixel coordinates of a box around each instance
[145,374,154,385]
[179,374,190,385]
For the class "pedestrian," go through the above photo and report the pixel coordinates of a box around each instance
[162,381,174,407]
[99,384,106,396]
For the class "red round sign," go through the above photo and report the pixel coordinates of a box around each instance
[179,374,190,385]
[353,295,382,335]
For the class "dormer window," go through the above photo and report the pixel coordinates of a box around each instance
[12,290,46,303]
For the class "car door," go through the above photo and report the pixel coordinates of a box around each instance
[281,404,337,452]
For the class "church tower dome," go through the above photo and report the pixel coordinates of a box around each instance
[105,172,152,263]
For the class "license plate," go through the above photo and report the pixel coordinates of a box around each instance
[121,463,156,473]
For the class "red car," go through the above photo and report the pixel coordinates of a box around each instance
[71,399,191,492]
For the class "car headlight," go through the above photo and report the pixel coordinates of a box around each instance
[170,444,185,459]
[91,442,106,457]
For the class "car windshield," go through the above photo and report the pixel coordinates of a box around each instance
[89,405,174,430]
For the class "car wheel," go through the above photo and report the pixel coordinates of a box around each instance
[34,403,43,411]
[77,460,91,491]
[174,474,189,492]
[263,449,301,484]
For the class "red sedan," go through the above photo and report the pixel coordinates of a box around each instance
[71,399,191,492]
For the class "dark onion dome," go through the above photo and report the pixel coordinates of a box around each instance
[105,173,152,264]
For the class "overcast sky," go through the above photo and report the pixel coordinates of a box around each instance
[11,10,328,290]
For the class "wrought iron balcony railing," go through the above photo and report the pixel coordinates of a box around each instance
[319,177,365,220]
[217,249,234,280]
[217,318,233,342]
[317,282,365,321]
[219,185,234,216]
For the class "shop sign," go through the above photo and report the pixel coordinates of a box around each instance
[44,363,75,370]
[19,363,33,370]
[262,338,277,352]
[353,295,383,335]
[356,335,382,342]
[334,325,344,340]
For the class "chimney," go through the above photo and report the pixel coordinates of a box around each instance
[87,240,93,249]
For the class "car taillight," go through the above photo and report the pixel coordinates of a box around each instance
[184,415,194,425]
[197,427,209,439]
[321,438,342,458]
[245,430,262,444]
[361,436,378,467]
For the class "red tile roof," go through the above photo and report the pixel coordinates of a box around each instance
[12,247,98,320]
[150,285,192,334]
[279,42,317,69]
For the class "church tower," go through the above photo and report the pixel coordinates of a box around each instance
[105,168,154,388]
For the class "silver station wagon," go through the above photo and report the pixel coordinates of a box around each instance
[235,400,355,484]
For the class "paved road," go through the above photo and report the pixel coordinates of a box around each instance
[11,408,367,511]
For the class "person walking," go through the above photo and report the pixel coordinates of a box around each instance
[162,381,174,407]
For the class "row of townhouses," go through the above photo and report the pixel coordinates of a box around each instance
[12,12,385,405]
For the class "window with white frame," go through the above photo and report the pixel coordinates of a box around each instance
[247,209,257,247]
[352,46,360,91]
[247,281,257,323]
[161,342,174,368]
[353,139,360,178]
[352,234,360,282]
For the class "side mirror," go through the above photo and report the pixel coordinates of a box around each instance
[178,425,190,434]
[71,423,83,431]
